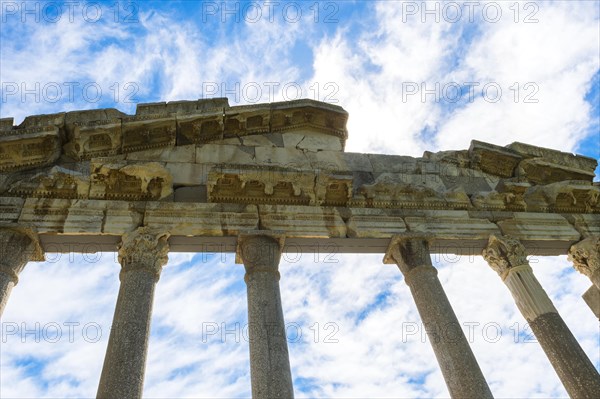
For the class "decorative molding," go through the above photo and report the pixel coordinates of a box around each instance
[482,235,529,280]
[483,234,557,320]
[568,237,600,280]
[0,227,44,284]
[117,227,170,281]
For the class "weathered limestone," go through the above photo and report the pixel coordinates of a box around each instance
[568,236,600,319]
[0,228,43,316]
[2,99,599,396]
[384,234,494,399]
[97,227,170,399]
[237,231,294,398]
[568,237,600,289]
[483,234,600,398]
[582,285,600,319]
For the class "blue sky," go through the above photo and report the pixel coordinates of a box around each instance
[1,1,599,397]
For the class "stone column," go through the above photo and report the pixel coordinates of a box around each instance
[568,236,600,289]
[384,234,493,399]
[237,231,294,399]
[97,227,170,399]
[0,228,43,317]
[483,234,600,398]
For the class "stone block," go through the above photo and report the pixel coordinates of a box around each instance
[255,147,310,168]
[497,213,581,242]
[19,198,72,232]
[469,140,522,177]
[166,163,211,186]
[127,145,195,163]
[0,197,24,224]
[63,200,105,233]
[177,111,224,145]
[0,127,62,173]
[517,158,595,184]
[582,285,600,319]
[508,142,598,174]
[342,153,373,172]
[346,208,407,238]
[103,201,145,234]
[258,205,346,237]
[0,118,14,131]
[306,150,347,171]
[561,214,600,238]
[121,115,176,153]
[282,131,343,151]
[196,144,257,165]
[367,154,418,174]
[405,211,500,239]
[64,119,122,160]
[174,186,207,202]
[144,202,258,236]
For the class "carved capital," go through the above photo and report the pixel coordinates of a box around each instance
[117,227,170,282]
[482,235,529,280]
[568,237,600,280]
[384,233,434,278]
[236,231,284,280]
[0,228,44,285]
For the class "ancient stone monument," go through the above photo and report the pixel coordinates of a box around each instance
[1,98,599,398]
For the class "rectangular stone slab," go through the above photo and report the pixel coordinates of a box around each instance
[144,202,259,236]
[258,205,346,237]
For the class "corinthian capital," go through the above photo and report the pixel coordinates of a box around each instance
[118,227,170,281]
[482,235,529,280]
[0,228,44,285]
[568,237,600,279]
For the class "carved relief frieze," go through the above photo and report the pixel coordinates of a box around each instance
[0,127,61,172]
[524,182,600,213]
[223,106,270,138]
[315,172,353,206]
[468,140,522,178]
[471,181,528,211]
[270,102,348,140]
[90,161,173,200]
[7,166,90,199]
[357,174,470,210]
[207,166,315,205]
[517,158,594,184]
[64,119,121,160]
[177,111,224,145]
[121,114,176,153]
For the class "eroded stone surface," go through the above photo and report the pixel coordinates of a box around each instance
[1,98,597,248]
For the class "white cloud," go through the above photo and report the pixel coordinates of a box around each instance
[1,1,598,397]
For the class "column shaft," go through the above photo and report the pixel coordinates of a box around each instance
[387,236,493,399]
[484,234,600,398]
[0,272,16,316]
[0,228,43,317]
[97,228,169,399]
[96,271,158,398]
[239,233,294,399]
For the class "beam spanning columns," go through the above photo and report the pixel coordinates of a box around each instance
[384,234,493,399]
[237,231,294,399]
[97,227,170,399]
[0,228,43,317]
[568,236,600,289]
[483,234,600,398]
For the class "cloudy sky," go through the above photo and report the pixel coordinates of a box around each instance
[0,0,599,398]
